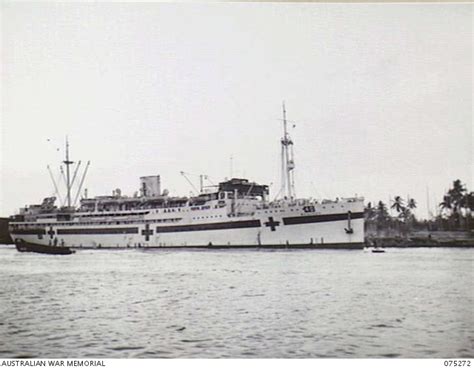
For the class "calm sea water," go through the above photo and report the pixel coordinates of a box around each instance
[0,245,472,358]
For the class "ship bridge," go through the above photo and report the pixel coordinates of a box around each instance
[218,178,269,200]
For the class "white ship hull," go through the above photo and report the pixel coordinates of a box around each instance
[10,107,366,251]
[10,199,365,249]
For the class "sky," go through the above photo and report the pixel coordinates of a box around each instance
[1,2,472,219]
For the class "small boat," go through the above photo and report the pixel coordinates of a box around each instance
[371,248,385,253]
[14,239,75,255]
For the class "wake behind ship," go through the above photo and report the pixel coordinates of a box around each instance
[9,106,365,250]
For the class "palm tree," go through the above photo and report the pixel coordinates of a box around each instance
[407,198,417,210]
[404,197,417,231]
[364,202,376,219]
[390,196,406,236]
[391,196,405,221]
[446,180,467,229]
[439,194,453,216]
[399,207,413,235]
[464,192,474,230]
[376,201,389,220]
[466,192,474,212]
[375,201,389,235]
[439,194,453,230]
[400,207,412,219]
[449,179,466,205]
[391,196,405,213]
[364,202,377,235]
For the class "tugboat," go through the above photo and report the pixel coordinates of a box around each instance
[371,248,385,253]
[370,239,385,253]
[15,238,75,255]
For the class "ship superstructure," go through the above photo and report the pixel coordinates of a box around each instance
[9,107,365,249]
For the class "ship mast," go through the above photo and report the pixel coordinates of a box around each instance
[280,102,295,199]
[63,136,74,208]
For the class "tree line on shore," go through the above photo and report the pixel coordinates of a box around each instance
[365,179,473,235]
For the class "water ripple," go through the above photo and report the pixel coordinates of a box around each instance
[0,246,472,358]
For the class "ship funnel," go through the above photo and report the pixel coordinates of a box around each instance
[140,175,161,197]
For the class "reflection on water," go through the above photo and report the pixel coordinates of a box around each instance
[0,246,472,358]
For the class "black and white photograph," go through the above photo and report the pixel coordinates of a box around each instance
[0,0,472,365]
